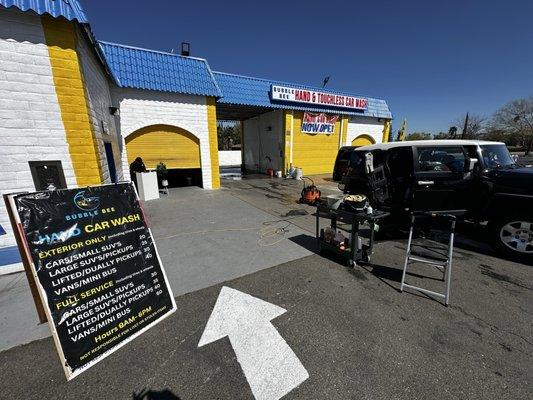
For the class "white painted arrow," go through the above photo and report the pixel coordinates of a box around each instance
[198,286,309,400]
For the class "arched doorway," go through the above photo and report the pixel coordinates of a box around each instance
[351,134,375,147]
[126,124,202,187]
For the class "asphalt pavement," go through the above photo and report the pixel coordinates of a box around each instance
[0,176,531,399]
[1,250,531,399]
[0,186,312,351]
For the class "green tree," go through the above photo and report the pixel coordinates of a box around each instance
[434,131,451,140]
[483,128,510,144]
[405,132,432,141]
[217,123,242,150]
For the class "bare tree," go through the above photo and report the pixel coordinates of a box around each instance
[453,113,485,139]
[490,97,533,155]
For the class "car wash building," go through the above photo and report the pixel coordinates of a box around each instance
[0,0,391,273]
[98,41,222,190]
[214,72,392,175]
[0,1,126,273]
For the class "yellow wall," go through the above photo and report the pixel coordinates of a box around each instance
[352,135,375,146]
[291,111,342,175]
[42,17,103,186]
[207,97,220,189]
[125,125,200,169]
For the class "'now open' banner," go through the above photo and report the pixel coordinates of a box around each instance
[301,112,339,135]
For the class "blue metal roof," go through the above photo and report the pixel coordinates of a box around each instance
[99,41,222,98]
[0,0,88,23]
[213,71,392,119]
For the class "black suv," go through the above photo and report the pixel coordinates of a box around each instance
[333,146,357,181]
[340,140,533,263]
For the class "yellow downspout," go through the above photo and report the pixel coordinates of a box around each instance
[341,115,349,147]
[240,120,245,170]
[283,111,293,175]
[207,97,220,189]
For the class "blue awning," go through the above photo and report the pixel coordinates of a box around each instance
[213,71,392,119]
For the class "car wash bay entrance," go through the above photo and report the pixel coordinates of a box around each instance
[217,104,351,177]
[126,124,203,188]
[216,102,282,174]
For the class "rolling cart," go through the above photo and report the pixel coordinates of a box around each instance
[316,203,389,266]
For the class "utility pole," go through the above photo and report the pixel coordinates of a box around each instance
[461,113,469,139]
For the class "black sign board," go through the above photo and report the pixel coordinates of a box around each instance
[12,183,176,379]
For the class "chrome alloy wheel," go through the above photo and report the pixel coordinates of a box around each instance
[500,221,533,254]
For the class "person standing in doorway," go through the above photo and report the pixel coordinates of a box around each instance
[130,157,147,189]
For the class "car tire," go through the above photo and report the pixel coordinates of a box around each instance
[489,216,533,264]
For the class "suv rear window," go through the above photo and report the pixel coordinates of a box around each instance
[417,146,466,173]
[340,150,352,160]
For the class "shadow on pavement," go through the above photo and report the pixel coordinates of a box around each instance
[288,234,318,253]
[133,388,181,400]
[288,232,450,306]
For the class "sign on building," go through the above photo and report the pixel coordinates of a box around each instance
[8,183,176,380]
[301,112,339,134]
[271,85,368,110]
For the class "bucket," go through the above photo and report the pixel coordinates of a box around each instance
[275,171,282,178]
[326,194,344,210]
[293,168,303,180]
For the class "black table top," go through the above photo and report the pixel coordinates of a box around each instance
[316,203,390,222]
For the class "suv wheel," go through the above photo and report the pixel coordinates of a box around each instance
[490,217,533,263]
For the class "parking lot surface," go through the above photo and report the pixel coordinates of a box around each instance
[0,176,531,399]
[0,185,312,351]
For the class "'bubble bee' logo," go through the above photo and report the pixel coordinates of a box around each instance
[73,191,100,211]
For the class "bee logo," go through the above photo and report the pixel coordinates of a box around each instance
[73,191,100,211]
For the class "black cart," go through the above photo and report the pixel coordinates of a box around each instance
[316,203,390,266]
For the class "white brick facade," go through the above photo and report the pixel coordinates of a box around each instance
[0,9,76,248]
[76,29,125,183]
[346,116,385,146]
[112,88,213,189]
[219,150,242,166]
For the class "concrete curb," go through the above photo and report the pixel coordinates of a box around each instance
[0,262,24,276]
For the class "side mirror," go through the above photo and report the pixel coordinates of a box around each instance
[467,158,478,172]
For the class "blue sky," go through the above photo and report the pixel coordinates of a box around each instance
[82,0,533,134]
